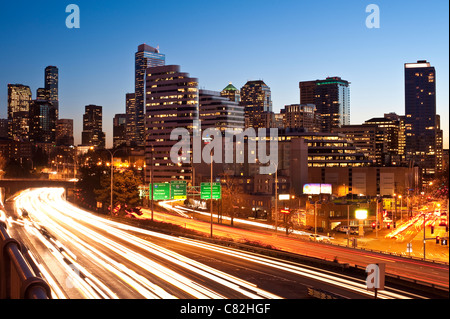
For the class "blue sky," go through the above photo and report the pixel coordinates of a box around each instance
[0,0,448,148]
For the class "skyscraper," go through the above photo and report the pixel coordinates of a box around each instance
[299,77,350,133]
[7,84,32,142]
[45,66,59,109]
[82,104,105,148]
[240,80,272,129]
[129,44,166,146]
[145,64,198,183]
[404,60,439,180]
[29,99,57,144]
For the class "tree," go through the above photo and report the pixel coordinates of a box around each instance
[3,159,31,178]
[95,169,142,216]
[76,164,105,211]
[219,173,244,226]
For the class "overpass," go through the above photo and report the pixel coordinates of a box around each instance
[0,179,76,200]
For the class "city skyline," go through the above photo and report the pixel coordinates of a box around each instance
[0,0,448,149]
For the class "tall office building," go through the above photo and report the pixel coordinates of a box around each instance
[145,65,198,183]
[81,104,105,148]
[125,93,136,143]
[29,99,58,144]
[45,66,59,108]
[56,119,74,146]
[240,80,273,129]
[404,60,440,181]
[284,104,321,132]
[299,77,350,133]
[7,84,32,142]
[199,90,244,133]
[129,44,166,146]
[113,113,127,148]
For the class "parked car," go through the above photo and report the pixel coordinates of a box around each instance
[308,234,331,243]
[336,225,358,234]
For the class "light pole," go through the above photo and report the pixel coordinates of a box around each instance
[105,148,123,216]
[149,144,154,221]
[275,167,278,232]
[347,204,350,247]
[399,195,403,223]
[210,150,213,237]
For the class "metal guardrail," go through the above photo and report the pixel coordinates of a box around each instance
[0,220,52,299]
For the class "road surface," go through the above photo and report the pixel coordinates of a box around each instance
[2,188,431,299]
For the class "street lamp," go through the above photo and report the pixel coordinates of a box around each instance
[355,209,368,237]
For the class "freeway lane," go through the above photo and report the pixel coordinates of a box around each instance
[4,188,431,299]
[151,203,449,289]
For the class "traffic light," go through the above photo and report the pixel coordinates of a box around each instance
[387,223,390,229]
[436,236,440,244]
[372,222,376,230]
[431,225,434,234]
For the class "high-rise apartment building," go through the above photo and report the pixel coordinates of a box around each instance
[199,90,244,133]
[129,44,166,146]
[299,77,350,133]
[81,104,105,148]
[145,65,198,183]
[240,80,273,129]
[404,60,441,181]
[7,84,32,142]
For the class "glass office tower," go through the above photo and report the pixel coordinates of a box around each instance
[240,80,273,129]
[145,64,198,183]
[299,77,350,133]
[404,60,440,181]
[130,44,166,146]
[7,84,32,142]
[45,66,59,109]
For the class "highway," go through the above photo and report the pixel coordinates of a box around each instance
[153,201,449,289]
[2,188,439,299]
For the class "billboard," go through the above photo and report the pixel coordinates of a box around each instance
[303,183,332,195]
[303,184,321,195]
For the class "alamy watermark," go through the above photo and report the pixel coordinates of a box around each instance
[170,120,279,175]
[66,4,80,29]
[365,4,380,29]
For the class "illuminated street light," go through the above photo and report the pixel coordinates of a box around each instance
[355,209,368,237]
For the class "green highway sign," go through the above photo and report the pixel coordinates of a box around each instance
[151,183,171,200]
[171,180,187,200]
[200,182,221,200]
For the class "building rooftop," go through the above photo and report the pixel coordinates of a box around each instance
[222,82,238,91]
